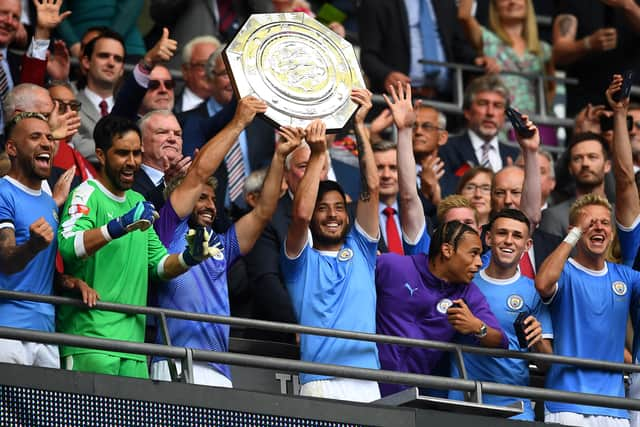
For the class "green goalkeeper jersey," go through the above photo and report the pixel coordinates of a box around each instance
[57,179,168,361]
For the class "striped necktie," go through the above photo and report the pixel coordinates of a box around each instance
[481,141,492,168]
[225,139,245,205]
[0,53,9,103]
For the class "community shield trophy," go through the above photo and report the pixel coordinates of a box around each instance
[223,12,365,133]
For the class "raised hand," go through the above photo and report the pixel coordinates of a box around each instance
[383,71,411,93]
[106,201,159,240]
[276,126,304,159]
[419,155,444,204]
[47,40,71,81]
[34,0,72,38]
[605,73,629,112]
[49,100,81,140]
[305,119,327,154]
[514,114,540,153]
[181,227,223,266]
[28,217,54,253]
[351,88,373,125]
[163,154,192,183]
[234,96,268,128]
[522,315,543,348]
[383,82,416,129]
[53,165,76,208]
[144,27,178,66]
[587,27,617,52]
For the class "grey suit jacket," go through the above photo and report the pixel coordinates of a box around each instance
[539,198,574,238]
[75,89,101,163]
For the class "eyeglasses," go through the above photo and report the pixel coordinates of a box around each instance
[462,183,491,194]
[148,79,175,91]
[189,62,207,71]
[54,99,82,113]
[412,122,443,132]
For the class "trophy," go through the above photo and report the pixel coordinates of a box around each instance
[223,13,365,133]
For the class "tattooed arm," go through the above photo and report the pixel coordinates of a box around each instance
[352,88,380,238]
[553,13,618,65]
[0,218,54,275]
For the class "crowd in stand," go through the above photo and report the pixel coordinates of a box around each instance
[3,0,640,426]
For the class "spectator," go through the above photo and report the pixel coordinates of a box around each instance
[358,0,493,99]
[457,0,554,117]
[281,90,380,402]
[75,30,126,163]
[57,115,211,378]
[133,110,192,210]
[149,0,273,70]
[448,209,552,421]
[150,96,298,387]
[539,133,611,238]
[552,1,640,116]
[375,220,508,396]
[536,194,640,426]
[140,66,175,115]
[438,74,520,197]
[0,111,95,369]
[174,36,220,114]
[57,0,146,60]
[456,166,493,229]
[372,140,403,254]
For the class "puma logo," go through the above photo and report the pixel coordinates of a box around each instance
[404,283,418,296]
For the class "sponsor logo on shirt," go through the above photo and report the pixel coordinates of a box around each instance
[68,204,90,216]
[404,282,418,296]
[437,298,453,314]
[338,248,353,261]
[507,294,524,311]
[612,281,627,296]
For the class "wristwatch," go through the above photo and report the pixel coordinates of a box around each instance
[474,322,488,338]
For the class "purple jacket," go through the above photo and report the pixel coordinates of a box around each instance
[375,253,507,396]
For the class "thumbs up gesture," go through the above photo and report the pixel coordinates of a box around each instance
[144,27,178,66]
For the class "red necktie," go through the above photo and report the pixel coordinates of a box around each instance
[99,100,109,117]
[218,0,236,34]
[383,207,404,255]
[519,251,535,279]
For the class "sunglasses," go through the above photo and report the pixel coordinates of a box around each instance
[148,79,175,91]
[54,99,82,113]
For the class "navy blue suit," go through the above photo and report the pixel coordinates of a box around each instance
[438,132,520,197]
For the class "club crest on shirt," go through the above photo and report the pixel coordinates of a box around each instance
[437,298,453,314]
[507,294,524,311]
[612,281,627,296]
[52,209,59,223]
[338,248,353,261]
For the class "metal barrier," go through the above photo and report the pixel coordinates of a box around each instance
[1,289,639,412]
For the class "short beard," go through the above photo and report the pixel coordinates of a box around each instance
[310,221,351,248]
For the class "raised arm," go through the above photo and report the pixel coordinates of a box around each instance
[352,88,380,238]
[552,14,617,66]
[169,96,267,219]
[235,126,303,254]
[516,115,542,227]
[383,82,424,241]
[535,214,592,299]
[457,0,483,51]
[285,120,327,257]
[601,0,640,33]
[605,74,640,226]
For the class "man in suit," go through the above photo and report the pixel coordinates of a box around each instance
[439,74,520,197]
[75,30,125,164]
[133,110,191,211]
[149,0,273,71]
[372,140,402,254]
[358,0,491,98]
[173,36,220,114]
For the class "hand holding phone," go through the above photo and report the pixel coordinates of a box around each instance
[613,70,634,102]
[513,312,529,348]
[505,107,535,138]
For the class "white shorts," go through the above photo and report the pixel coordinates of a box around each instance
[629,372,640,427]
[300,378,381,403]
[545,411,630,427]
[0,338,59,368]
[150,360,232,388]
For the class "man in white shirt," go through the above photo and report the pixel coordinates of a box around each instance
[175,36,220,114]
[75,29,125,163]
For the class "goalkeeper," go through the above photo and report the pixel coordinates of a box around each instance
[57,115,212,379]
[151,96,301,387]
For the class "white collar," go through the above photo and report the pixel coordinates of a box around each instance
[479,268,521,285]
[83,87,113,110]
[141,164,164,186]
[4,176,42,196]
[468,129,499,151]
[181,87,205,112]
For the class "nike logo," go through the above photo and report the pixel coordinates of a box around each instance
[405,283,418,296]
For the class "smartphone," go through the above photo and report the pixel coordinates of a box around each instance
[513,312,529,348]
[613,70,634,102]
[599,114,633,132]
[505,107,535,138]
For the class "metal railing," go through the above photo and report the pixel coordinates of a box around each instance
[1,289,640,413]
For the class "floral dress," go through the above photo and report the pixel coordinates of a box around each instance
[481,26,552,114]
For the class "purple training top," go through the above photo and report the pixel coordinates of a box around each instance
[375,253,507,396]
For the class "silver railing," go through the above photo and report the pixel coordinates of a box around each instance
[1,289,640,412]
